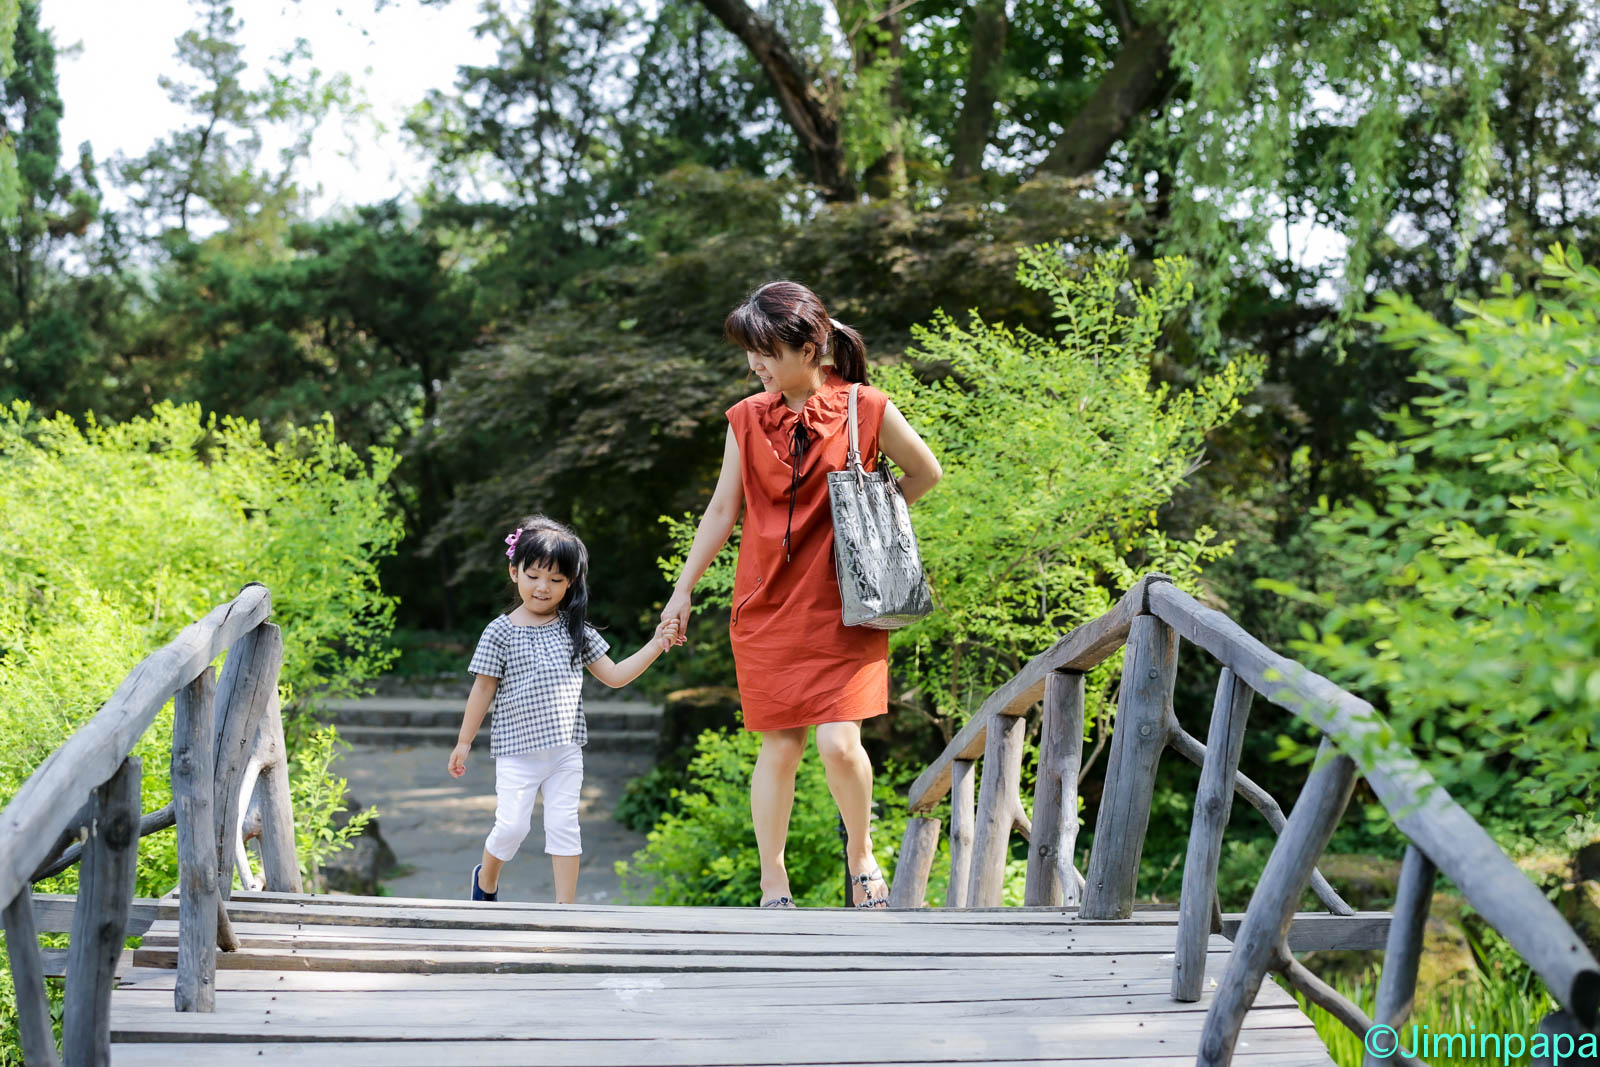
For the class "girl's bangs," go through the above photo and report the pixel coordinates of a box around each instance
[517,529,583,578]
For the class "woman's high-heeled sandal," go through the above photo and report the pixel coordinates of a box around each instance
[850,868,889,909]
[760,895,795,909]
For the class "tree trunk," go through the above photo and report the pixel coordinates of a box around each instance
[857,4,908,200]
[1036,19,1174,178]
[950,0,1007,182]
[698,0,854,201]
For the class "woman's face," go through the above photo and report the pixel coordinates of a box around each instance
[747,341,818,396]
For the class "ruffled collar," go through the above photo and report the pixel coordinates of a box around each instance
[755,366,853,437]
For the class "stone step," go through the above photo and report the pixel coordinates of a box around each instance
[321,698,662,734]
[334,725,660,754]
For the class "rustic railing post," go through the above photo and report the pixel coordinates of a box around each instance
[171,666,220,1012]
[969,713,1027,907]
[212,621,283,898]
[946,758,977,908]
[245,692,302,892]
[1173,668,1254,1001]
[2,884,62,1067]
[1199,739,1357,1066]
[888,817,941,908]
[63,756,141,1067]
[1081,613,1177,920]
[1363,844,1438,1067]
[1026,670,1085,906]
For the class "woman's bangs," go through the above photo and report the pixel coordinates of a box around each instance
[725,303,777,358]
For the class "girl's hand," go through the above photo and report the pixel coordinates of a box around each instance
[447,742,470,778]
[662,588,691,646]
[653,617,680,651]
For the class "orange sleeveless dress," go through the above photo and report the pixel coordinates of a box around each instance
[726,367,891,731]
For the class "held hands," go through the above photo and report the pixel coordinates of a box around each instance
[661,588,691,647]
[653,616,680,651]
[447,742,470,778]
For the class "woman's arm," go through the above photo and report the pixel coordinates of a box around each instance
[447,673,499,777]
[879,400,943,504]
[661,426,744,640]
[587,618,679,688]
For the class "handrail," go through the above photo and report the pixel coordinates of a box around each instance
[0,584,298,1066]
[893,572,1600,1065]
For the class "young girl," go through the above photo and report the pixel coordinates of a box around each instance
[448,515,677,904]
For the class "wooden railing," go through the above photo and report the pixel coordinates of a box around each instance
[892,573,1600,1065]
[0,584,299,1067]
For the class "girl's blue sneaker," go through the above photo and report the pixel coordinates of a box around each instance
[470,863,497,902]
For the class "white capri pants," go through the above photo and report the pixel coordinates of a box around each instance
[485,744,584,859]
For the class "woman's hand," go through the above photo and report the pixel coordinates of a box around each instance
[447,742,470,778]
[662,588,692,646]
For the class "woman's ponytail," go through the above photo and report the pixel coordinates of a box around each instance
[829,318,868,384]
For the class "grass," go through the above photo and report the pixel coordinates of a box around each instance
[1285,964,1559,1066]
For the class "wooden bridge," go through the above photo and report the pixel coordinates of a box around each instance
[3,578,1597,1065]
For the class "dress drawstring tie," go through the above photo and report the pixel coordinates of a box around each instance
[783,422,810,562]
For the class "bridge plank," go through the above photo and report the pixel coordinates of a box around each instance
[108,1049,1334,1067]
[110,1002,1318,1044]
[30,893,1391,949]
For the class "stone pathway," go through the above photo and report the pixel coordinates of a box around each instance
[329,688,658,905]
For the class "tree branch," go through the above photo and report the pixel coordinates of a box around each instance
[697,0,854,200]
[1035,19,1175,178]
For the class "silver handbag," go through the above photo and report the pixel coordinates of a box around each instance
[826,384,934,628]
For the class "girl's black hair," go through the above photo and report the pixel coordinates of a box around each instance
[506,514,591,669]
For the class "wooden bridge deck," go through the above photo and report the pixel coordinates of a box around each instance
[102,890,1336,1065]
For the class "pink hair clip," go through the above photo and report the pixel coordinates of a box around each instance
[504,528,523,559]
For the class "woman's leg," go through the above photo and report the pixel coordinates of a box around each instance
[814,720,884,904]
[751,726,808,902]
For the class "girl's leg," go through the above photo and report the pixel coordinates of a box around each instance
[482,755,539,894]
[479,849,506,894]
[750,726,808,902]
[551,855,580,903]
[814,720,883,904]
[541,745,585,905]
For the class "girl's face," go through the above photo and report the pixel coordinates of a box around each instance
[747,341,820,397]
[509,560,569,617]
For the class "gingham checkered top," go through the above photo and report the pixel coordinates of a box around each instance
[468,613,610,757]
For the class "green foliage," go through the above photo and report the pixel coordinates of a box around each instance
[874,246,1259,723]
[617,727,911,907]
[0,0,14,227]
[0,396,403,798]
[1262,246,1600,834]
[613,762,685,835]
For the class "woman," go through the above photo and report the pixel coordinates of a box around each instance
[661,281,942,909]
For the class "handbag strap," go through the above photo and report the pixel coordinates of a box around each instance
[845,382,895,489]
[845,384,863,474]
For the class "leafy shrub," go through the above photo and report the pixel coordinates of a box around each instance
[0,402,402,1061]
[1263,246,1600,834]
